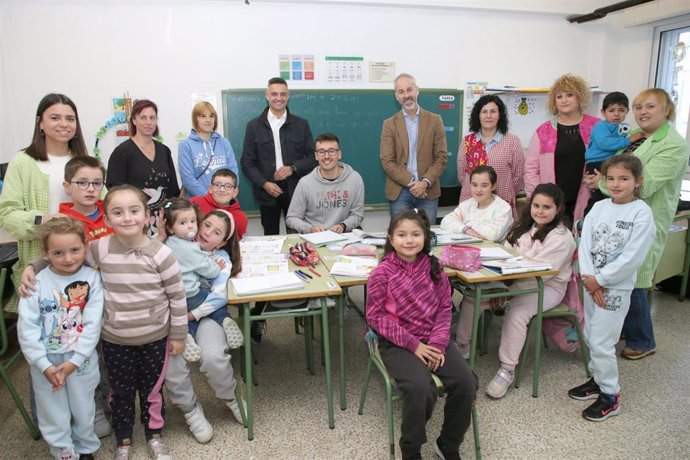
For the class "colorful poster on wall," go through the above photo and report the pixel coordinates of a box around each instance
[510,95,538,117]
[326,56,364,83]
[112,96,132,145]
[278,55,315,81]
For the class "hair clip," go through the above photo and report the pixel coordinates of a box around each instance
[413,208,419,214]
[164,202,173,209]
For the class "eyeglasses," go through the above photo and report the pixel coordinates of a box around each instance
[70,181,104,190]
[315,148,340,157]
[211,182,236,191]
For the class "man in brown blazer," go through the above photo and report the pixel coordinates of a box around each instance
[380,73,448,224]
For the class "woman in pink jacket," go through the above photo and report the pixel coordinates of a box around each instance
[524,74,599,227]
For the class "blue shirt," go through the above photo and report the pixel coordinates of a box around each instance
[475,131,504,153]
[403,107,420,181]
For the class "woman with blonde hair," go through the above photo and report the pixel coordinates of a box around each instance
[178,101,239,197]
[586,88,689,361]
[524,73,599,227]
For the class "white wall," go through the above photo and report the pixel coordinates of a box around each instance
[0,0,662,166]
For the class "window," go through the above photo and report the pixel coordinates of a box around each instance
[652,16,690,139]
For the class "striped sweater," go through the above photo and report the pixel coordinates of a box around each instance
[366,252,452,354]
[88,236,187,346]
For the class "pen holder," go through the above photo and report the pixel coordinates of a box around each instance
[439,244,482,272]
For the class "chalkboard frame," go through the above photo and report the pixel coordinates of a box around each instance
[222,88,463,213]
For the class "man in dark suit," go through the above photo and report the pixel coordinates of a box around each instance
[241,77,316,235]
[380,73,448,224]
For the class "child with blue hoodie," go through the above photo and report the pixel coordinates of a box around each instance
[178,101,239,197]
[583,92,643,216]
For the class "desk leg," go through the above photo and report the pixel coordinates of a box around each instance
[242,303,254,440]
[320,298,335,428]
[305,315,315,375]
[680,216,690,301]
[469,285,482,369]
[532,278,544,398]
[338,294,347,410]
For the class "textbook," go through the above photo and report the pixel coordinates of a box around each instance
[230,272,305,296]
[300,230,348,246]
[329,256,378,277]
[351,229,387,246]
[482,258,552,275]
[434,232,482,245]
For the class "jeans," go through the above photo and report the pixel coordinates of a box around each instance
[621,288,656,351]
[389,188,439,224]
[187,287,230,338]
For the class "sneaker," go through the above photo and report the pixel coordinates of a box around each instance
[456,342,470,360]
[568,378,600,401]
[182,333,202,362]
[620,347,656,360]
[146,435,172,460]
[94,405,112,438]
[57,447,76,460]
[250,320,266,344]
[184,402,213,443]
[115,444,132,460]
[433,436,460,460]
[582,393,621,421]
[486,367,514,399]
[227,397,247,424]
[222,317,244,349]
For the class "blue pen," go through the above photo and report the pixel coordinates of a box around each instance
[295,270,310,282]
[298,269,313,279]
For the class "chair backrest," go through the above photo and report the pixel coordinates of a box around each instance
[0,268,12,356]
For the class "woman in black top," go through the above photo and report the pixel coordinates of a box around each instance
[107,99,180,236]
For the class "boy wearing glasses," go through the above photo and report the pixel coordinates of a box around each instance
[60,156,113,242]
[190,168,248,239]
[286,133,364,234]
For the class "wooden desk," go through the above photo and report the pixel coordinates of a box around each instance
[228,240,342,441]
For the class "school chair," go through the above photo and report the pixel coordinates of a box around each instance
[358,329,482,460]
[0,268,41,439]
[514,254,591,397]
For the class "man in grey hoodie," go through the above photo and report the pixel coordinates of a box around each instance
[286,133,365,233]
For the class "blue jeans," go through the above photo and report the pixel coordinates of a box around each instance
[621,288,656,351]
[389,188,439,225]
[187,287,230,338]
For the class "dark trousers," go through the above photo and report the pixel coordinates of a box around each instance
[102,337,169,444]
[379,339,478,458]
[583,161,606,216]
[259,188,292,236]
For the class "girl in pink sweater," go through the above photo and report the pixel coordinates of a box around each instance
[479,183,576,399]
[366,209,477,460]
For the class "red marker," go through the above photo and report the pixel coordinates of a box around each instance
[308,267,322,277]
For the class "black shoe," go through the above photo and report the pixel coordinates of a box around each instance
[79,455,95,460]
[250,320,266,344]
[582,393,621,421]
[433,436,461,460]
[568,378,600,401]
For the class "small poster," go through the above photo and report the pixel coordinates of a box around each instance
[112,97,132,145]
[510,95,537,116]
[369,61,395,83]
[326,56,364,83]
[278,55,315,81]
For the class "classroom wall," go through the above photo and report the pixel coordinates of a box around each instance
[0,1,661,169]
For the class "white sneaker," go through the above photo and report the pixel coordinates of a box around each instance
[226,398,246,424]
[94,405,112,438]
[184,402,213,443]
[146,435,172,460]
[222,317,244,349]
[115,444,132,460]
[182,333,202,362]
[486,367,515,399]
[56,447,76,460]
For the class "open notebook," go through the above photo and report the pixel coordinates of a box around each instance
[300,230,349,246]
[482,258,552,275]
[230,272,305,296]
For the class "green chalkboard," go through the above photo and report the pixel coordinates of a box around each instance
[221,89,463,212]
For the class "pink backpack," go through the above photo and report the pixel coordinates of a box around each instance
[542,251,584,354]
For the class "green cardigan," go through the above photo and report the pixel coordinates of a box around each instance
[0,152,51,313]
[601,124,690,288]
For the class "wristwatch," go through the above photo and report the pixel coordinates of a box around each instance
[34,215,43,225]
[290,165,297,173]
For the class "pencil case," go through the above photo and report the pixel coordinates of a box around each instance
[439,244,482,272]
